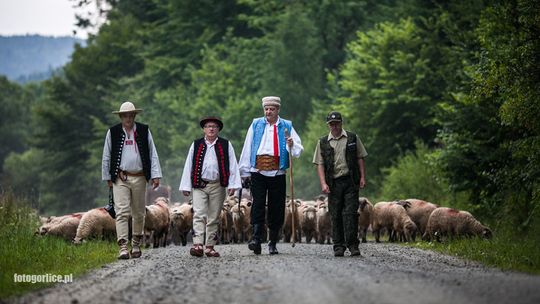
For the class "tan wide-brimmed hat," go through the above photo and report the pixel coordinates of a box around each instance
[112,101,143,114]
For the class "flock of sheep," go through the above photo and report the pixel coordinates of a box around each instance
[37,191,492,247]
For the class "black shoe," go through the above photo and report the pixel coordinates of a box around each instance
[334,247,345,257]
[268,242,279,255]
[248,240,262,255]
[349,247,361,257]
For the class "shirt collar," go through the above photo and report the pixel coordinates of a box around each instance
[205,137,218,146]
[327,129,347,141]
[122,123,137,135]
[265,116,281,126]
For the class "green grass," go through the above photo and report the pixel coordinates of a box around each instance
[405,229,540,275]
[0,194,118,299]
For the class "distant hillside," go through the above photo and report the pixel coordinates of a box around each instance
[0,35,84,83]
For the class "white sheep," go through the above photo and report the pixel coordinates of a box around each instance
[144,197,171,248]
[38,213,84,241]
[316,198,332,244]
[169,202,193,246]
[372,201,417,243]
[424,207,492,241]
[73,208,116,244]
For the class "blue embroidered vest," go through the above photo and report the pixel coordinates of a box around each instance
[250,117,292,170]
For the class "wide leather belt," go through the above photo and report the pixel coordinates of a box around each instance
[255,155,280,171]
[119,170,144,181]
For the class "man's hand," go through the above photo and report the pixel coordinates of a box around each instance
[227,188,236,196]
[152,178,160,190]
[359,177,366,189]
[286,136,293,148]
[321,183,330,194]
[107,180,113,188]
[182,191,191,197]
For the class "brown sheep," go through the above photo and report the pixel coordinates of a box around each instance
[402,198,438,236]
[73,208,116,244]
[424,207,492,241]
[283,199,301,243]
[230,198,252,243]
[372,201,417,243]
[169,202,193,246]
[144,197,171,248]
[298,201,318,243]
[358,197,373,243]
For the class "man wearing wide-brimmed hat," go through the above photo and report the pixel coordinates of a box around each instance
[179,116,241,257]
[102,101,163,259]
[313,111,367,257]
[239,96,303,255]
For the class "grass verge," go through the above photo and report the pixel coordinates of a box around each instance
[0,193,117,299]
[405,228,540,275]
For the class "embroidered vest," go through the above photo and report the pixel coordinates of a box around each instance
[319,131,359,187]
[249,117,292,170]
[109,122,151,182]
[191,137,230,188]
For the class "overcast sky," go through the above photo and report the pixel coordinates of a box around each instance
[0,0,96,39]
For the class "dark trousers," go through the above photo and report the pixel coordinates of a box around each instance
[250,172,286,234]
[328,175,360,250]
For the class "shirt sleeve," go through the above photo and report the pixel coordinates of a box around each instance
[356,135,368,158]
[227,142,242,190]
[238,123,254,177]
[287,125,304,158]
[148,129,163,179]
[179,143,195,192]
[312,140,324,165]
[102,130,112,181]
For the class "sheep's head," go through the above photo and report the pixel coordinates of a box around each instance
[482,227,493,239]
[396,200,411,209]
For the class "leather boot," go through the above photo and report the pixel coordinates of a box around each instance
[248,224,262,255]
[130,235,143,258]
[268,229,279,255]
[117,239,129,260]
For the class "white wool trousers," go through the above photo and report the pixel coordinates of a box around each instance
[192,181,226,246]
[113,175,147,241]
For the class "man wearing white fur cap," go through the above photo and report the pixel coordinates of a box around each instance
[239,96,303,255]
[102,101,162,259]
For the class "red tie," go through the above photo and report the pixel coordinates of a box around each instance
[273,124,279,158]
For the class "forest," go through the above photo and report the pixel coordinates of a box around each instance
[0,0,538,236]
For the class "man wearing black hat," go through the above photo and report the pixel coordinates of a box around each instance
[179,116,241,257]
[313,111,368,257]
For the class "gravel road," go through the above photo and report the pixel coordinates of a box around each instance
[6,243,540,304]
